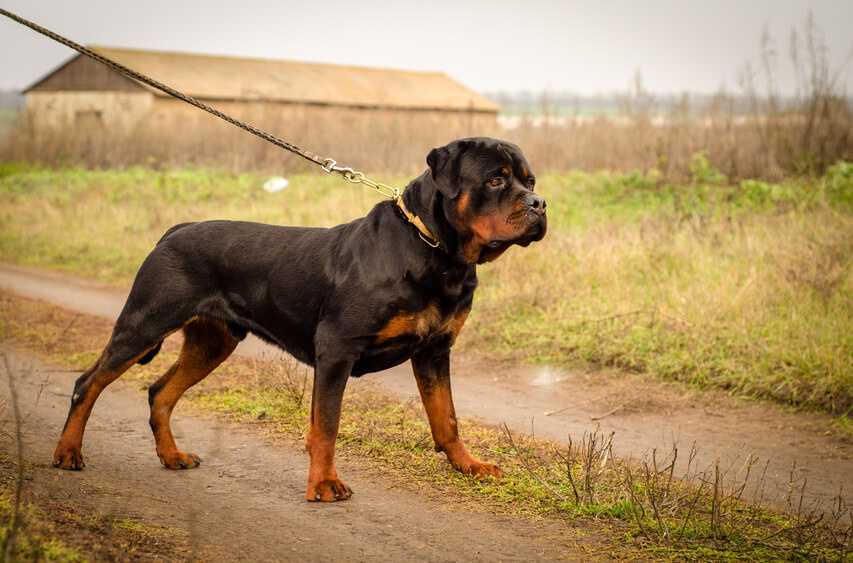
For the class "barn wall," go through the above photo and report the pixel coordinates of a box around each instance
[19,48,500,170]
[143,98,499,170]
[146,97,498,139]
[26,91,154,131]
[20,93,498,172]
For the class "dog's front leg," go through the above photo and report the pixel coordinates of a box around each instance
[411,349,504,478]
[305,355,353,501]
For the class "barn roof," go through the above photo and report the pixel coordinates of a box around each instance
[27,46,501,113]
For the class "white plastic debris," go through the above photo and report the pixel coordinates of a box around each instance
[262,176,289,193]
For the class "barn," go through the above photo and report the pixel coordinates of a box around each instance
[22,46,501,171]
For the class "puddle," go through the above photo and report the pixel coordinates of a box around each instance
[529,366,573,386]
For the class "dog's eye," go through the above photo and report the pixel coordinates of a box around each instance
[488,177,504,188]
[527,178,536,190]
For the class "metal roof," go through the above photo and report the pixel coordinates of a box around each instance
[31,46,501,113]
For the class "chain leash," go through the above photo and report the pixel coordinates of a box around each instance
[0,8,400,201]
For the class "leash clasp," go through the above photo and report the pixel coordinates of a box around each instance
[321,158,399,200]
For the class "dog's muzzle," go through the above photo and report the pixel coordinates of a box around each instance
[524,193,547,242]
[525,193,547,216]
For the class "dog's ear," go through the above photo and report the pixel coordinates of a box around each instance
[426,146,450,176]
[427,140,468,199]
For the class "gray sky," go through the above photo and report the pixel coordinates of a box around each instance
[1,0,851,97]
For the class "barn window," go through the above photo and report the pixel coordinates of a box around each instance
[75,109,103,129]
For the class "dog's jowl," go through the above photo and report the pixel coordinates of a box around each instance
[52,137,547,501]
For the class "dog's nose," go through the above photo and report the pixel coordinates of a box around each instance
[525,193,546,215]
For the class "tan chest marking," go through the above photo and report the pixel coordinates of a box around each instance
[376,302,469,345]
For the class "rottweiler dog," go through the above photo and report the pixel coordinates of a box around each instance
[52,137,547,501]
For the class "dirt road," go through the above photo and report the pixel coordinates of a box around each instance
[1,262,850,515]
[2,348,574,560]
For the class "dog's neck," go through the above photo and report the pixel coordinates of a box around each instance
[401,170,480,266]
[395,197,440,248]
[399,171,466,261]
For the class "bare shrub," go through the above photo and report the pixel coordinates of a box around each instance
[556,426,614,505]
[0,354,39,559]
[251,355,311,410]
[497,418,853,555]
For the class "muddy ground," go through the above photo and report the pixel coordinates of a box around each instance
[1,262,851,559]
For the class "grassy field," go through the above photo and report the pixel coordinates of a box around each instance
[0,159,851,422]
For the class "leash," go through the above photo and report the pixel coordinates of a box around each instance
[0,9,414,202]
[1,8,442,248]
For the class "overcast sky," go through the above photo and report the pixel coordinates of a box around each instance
[1,1,851,98]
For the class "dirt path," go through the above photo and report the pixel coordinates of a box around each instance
[1,348,574,561]
[1,262,851,515]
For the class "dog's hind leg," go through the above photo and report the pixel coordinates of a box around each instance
[52,339,160,470]
[148,319,238,469]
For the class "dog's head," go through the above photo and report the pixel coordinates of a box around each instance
[424,137,547,264]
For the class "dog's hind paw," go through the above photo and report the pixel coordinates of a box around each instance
[157,450,201,470]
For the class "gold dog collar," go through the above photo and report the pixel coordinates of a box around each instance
[395,198,440,249]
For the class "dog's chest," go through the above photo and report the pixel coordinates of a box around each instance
[374,301,469,346]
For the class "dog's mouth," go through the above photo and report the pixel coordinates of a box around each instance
[485,216,547,250]
[485,213,548,248]
[511,213,547,246]
[528,215,547,241]
[466,206,547,264]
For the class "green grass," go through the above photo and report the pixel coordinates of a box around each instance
[0,484,186,562]
[0,162,391,281]
[1,159,851,418]
[0,490,82,562]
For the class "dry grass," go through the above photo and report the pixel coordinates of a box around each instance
[4,89,849,181]
[503,105,850,182]
[2,104,497,177]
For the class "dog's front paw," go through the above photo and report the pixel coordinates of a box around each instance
[439,441,505,478]
[306,477,353,502]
